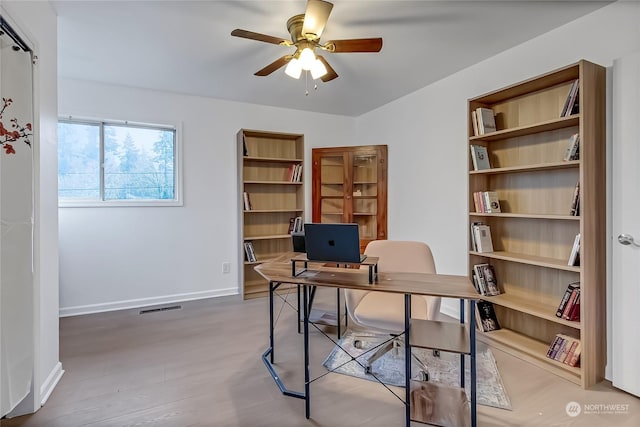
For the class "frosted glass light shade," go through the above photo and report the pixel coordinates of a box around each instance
[310,58,327,79]
[285,58,302,79]
[299,48,316,70]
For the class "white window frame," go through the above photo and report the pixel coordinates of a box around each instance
[58,117,183,208]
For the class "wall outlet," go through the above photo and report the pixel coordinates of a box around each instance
[222,262,231,274]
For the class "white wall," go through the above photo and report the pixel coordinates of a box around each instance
[2,0,61,411]
[357,1,640,375]
[58,80,355,315]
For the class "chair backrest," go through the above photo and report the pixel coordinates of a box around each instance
[344,240,438,323]
[364,240,436,274]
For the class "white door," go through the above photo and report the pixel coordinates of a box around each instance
[611,50,640,397]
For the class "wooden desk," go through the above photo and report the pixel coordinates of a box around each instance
[256,257,480,427]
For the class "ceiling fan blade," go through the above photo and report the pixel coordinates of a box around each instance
[327,38,383,53]
[316,55,338,82]
[231,29,289,45]
[254,55,293,76]
[302,0,333,40]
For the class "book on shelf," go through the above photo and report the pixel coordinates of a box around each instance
[556,282,580,317]
[242,135,248,156]
[476,107,497,134]
[546,334,581,367]
[569,180,580,216]
[243,241,257,262]
[568,233,581,266]
[469,145,491,170]
[561,79,580,117]
[469,221,483,252]
[287,163,303,182]
[471,110,479,136]
[563,133,580,161]
[243,191,252,211]
[472,224,494,253]
[561,288,581,321]
[291,216,303,233]
[473,191,501,213]
[475,300,500,332]
[472,263,501,296]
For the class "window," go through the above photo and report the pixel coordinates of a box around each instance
[58,119,181,206]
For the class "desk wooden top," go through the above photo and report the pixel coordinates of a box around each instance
[255,255,479,300]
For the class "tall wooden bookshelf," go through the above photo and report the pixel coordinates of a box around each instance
[238,129,304,299]
[467,60,606,388]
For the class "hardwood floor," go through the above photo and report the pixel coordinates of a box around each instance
[2,289,639,427]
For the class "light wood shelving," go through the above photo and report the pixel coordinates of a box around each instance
[468,60,606,388]
[238,129,305,299]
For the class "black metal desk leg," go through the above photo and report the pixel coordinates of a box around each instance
[336,288,341,339]
[297,284,301,334]
[460,299,465,388]
[269,281,275,363]
[303,284,311,419]
[470,300,477,427]
[404,294,411,427]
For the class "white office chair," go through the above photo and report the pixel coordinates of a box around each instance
[345,240,442,375]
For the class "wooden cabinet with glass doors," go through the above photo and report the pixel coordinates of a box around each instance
[312,145,387,251]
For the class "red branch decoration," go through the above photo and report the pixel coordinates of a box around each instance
[1,97,32,155]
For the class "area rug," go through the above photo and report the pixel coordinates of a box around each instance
[322,331,511,410]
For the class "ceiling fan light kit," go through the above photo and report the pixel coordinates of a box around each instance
[231,0,383,84]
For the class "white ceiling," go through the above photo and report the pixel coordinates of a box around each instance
[52,0,611,117]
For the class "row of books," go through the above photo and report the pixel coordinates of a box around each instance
[561,79,580,117]
[475,300,500,332]
[556,282,580,321]
[471,263,501,296]
[243,191,253,211]
[243,241,257,262]
[470,107,497,136]
[287,163,303,182]
[470,222,494,253]
[288,216,304,234]
[546,334,581,367]
[569,180,580,216]
[472,191,501,213]
[563,133,580,161]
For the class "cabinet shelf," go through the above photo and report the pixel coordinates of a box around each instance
[470,115,580,142]
[469,212,580,220]
[469,160,579,175]
[469,251,580,272]
[483,293,581,329]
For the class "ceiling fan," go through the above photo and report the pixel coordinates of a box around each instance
[230,0,383,82]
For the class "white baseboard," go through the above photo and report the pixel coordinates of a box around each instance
[59,288,238,317]
[40,362,64,406]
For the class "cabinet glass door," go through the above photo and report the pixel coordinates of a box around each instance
[319,155,345,223]
[352,153,378,242]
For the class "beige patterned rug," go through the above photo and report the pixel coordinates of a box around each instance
[323,331,511,410]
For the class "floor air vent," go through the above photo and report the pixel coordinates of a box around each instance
[139,305,182,315]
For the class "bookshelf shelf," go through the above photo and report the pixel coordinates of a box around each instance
[469,160,579,175]
[470,115,580,142]
[470,212,580,221]
[468,60,606,388]
[484,293,582,329]
[239,129,305,299]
